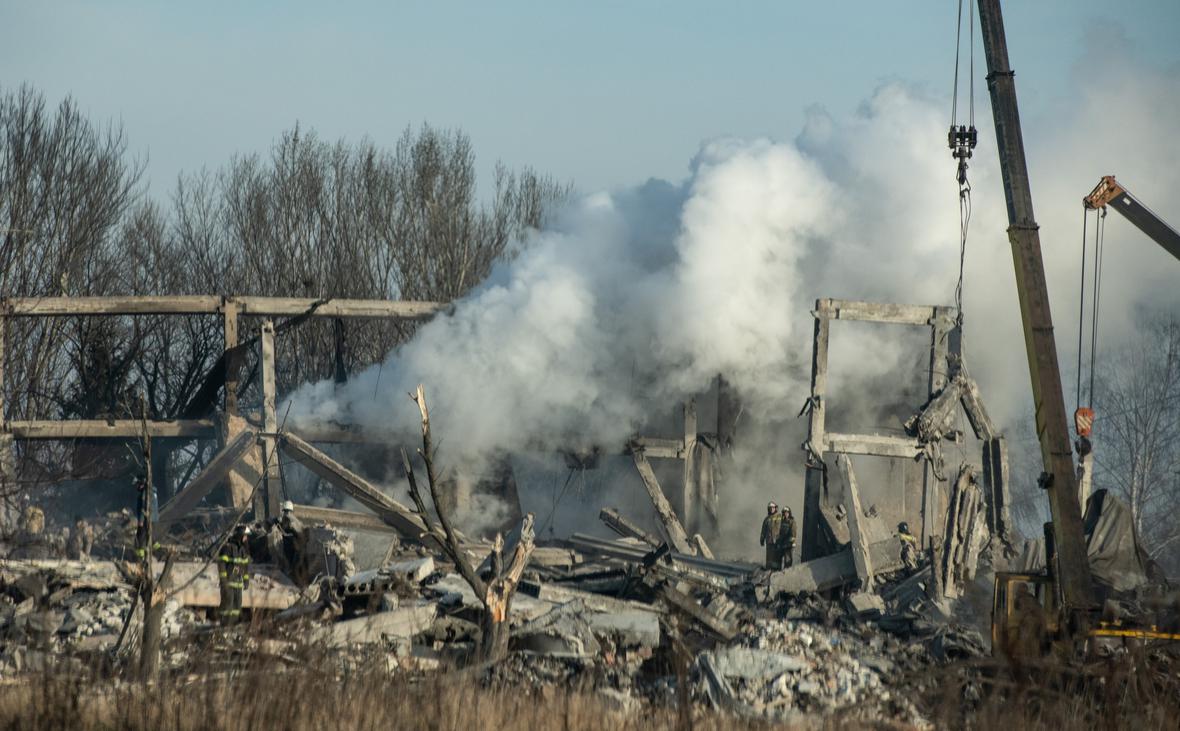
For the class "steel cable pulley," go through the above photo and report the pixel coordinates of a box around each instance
[949,0,978,325]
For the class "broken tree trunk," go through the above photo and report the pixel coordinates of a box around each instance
[407,384,534,664]
[478,514,536,662]
[631,448,693,554]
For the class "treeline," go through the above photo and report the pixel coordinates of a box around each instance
[1,84,570,488]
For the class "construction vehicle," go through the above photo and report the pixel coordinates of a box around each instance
[973,0,1180,656]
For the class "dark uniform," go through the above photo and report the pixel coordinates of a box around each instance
[780,510,797,568]
[134,478,149,558]
[760,510,785,570]
[66,518,94,560]
[218,530,251,625]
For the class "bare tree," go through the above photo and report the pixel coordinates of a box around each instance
[403,385,534,663]
[0,85,143,497]
[1093,313,1180,570]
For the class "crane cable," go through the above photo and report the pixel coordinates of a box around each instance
[949,0,978,325]
[1076,206,1106,409]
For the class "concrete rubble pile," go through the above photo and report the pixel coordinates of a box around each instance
[1,496,989,727]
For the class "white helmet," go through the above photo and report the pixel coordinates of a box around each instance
[281,500,295,513]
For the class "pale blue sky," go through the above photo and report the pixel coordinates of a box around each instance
[3,1,1178,194]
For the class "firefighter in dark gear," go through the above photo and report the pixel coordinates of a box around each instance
[133,475,161,559]
[759,502,785,570]
[898,521,920,571]
[219,525,252,625]
[779,507,797,568]
[276,500,305,579]
[66,516,94,560]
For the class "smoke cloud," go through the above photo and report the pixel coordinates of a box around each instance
[285,33,1179,554]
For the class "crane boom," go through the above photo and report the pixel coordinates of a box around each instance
[1084,175,1180,262]
[976,0,1095,614]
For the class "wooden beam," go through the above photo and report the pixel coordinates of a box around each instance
[631,449,693,553]
[157,429,257,523]
[2,295,446,320]
[6,419,216,440]
[836,454,874,588]
[278,431,435,545]
[824,433,922,459]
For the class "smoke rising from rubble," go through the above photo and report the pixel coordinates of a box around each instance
[286,36,1180,549]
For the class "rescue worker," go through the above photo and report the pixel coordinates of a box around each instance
[759,501,784,570]
[218,524,252,626]
[66,516,94,560]
[277,500,305,579]
[898,521,920,571]
[12,505,51,559]
[134,474,150,558]
[779,507,797,568]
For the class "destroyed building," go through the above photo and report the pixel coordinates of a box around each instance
[0,292,1023,727]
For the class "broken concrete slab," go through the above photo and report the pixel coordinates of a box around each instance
[320,601,438,647]
[167,562,300,610]
[846,592,885,618]
[704,646,808,680]
[428,573,554,623]
[586,611,661,649]
[342,556,435,598]
[658,583,737,642]
[512,600,601,658]
[768,537,904,595]
[518,580,660,617]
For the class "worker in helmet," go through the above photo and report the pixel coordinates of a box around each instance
[897,521,920,572]
[759,502,785,570]
[779,507,797,568]
[218,524,252,625]
[277,500,305,580]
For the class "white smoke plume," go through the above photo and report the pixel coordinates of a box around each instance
[286,33,1179,554]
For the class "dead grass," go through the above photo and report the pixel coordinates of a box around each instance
[0,656,791,731]
[925,650,1180,730]
[2,642,1179,730]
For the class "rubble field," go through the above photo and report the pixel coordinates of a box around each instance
[3,504,1179,730]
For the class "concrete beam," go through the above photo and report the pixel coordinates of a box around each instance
[631,449,693,553]
[599,508,660,547]
[836,455,874,588]
[816,299,954,326]
[6,419,217,440]
[157,428,257,523]
[824,433,923,459]
[2,295,445,320]
[278,431,434,545]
